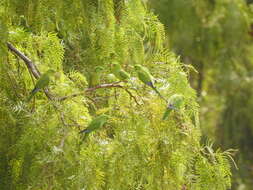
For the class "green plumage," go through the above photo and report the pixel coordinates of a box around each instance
[162,109,172,120]
[134,64,154,84]
[168,94,184,110]
[79,114,109,140]
[134,64,166,101]
[162,94,184,120]
[112,62,130,81]
[90,66,103,87]
[107,73,117,83]
[27,69,55,101]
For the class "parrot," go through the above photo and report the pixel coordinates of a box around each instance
[134,64,166,101]
[162,94,184,120]
[79,114,109,140]
[90,66,104,87]
[27,69,55,102]
[112,62,130,81]
[107,73,118,83]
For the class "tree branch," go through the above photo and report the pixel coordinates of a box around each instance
[7,42,41,78]
[7,42,53,100]
[6,42,80,130]
[6,42,140,105]
[58,83,140,105]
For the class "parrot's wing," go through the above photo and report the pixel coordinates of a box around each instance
[90,73,100,87]
[119,70,130,80]
[79,120,100,134]
[112,70,121,80]
[27,75,48,102]
[84,114,109,132]
[138,71,152,84]
[141,66,151,75]
[34,74,50,89]
[142,67,156,83]
[86,119,101,131]
[169,95,184,109]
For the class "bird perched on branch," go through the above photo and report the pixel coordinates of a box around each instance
[27,69,55,102]
[162,94,184,120]
[107,73,118,83]
[112,62,130,81]
[79,114,109,140]
[134,64,166,101]
[90,66,104,87]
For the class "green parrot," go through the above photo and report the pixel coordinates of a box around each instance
[107,73,118,83]
[112,62,130,81]
[79,114,109,140]
[162,94,184,120]
[90,66,103,87]
[27,69,55,102]
[134,64,166,101]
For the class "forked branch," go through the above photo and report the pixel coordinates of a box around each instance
[7,42,140,105]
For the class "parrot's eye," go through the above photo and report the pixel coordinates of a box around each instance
[168,104,174,109]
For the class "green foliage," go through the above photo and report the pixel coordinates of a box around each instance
[0,0,232,189]
[151,0,253,188]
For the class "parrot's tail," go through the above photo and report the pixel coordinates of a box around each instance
[26,88,40,102]
[31,87,40,94]
[150,85,167,103]
[79,129,91,134]
[162,109,172,120]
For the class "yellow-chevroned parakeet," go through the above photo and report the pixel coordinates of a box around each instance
[79,114,109,140]
[134,64,166,101]
[112,62,130,81]
[162,94,184,120]
[90,66,103,87]
[27,69,55,102]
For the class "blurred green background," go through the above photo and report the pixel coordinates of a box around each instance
[150,0,253,189]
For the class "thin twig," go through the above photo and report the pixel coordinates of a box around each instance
[122,87,140,105]
[59,130,68,149]
[58,92,85,101]
[58,83,122,101]
[86,83,123,92]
